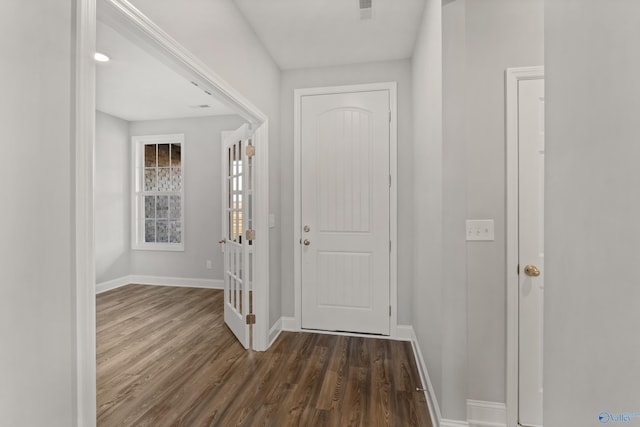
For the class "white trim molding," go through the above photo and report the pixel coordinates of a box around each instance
[402,326,442,427]
[95,276,131,294]
[96,275,224,294]
[75,1,97,425]
[268,318,283,347]
[441,420,470,427]
[97,0,266,125]
[467,400,507,427]
[129,275,223,289]
[293,82,399,337]
[505,66,544,427]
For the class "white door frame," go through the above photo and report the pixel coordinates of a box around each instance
[293,82,398,337]
[505,66,544,427]
[75,0,270,424]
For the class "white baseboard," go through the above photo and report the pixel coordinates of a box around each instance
[441,420,469,427]
[467,400,506,427]
[129,275,224,289]
[95,276,131,294]
[405,325,442,427]
[269,318,282,347]
[95,275,224,294]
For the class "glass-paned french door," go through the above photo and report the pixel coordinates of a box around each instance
[222,124,254,349]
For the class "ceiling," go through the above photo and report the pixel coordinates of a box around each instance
[96,21,236,122]
[96,1,426,120]
[232,0,426,70]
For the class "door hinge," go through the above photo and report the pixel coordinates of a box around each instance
[389,174,392,187]
[389,306,392,317]
[246,313,256,325]
[246,229,256,241]
[517,264,520,275]
[246,144,255,158]
[389,240,392,252]
[389,111,392,123]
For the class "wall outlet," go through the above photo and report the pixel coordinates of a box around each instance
[206,260,212,269]
[466,219,495,241]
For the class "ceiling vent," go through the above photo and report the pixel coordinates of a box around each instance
[359,0,372,20]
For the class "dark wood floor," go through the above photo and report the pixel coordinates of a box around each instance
[97,284,432,426]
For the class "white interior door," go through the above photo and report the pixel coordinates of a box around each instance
[221,124,255,349]
[518,78,545,427]
[300,90,390,335]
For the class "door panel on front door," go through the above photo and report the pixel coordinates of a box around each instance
[518,78,545,427]
[301,91,390,335]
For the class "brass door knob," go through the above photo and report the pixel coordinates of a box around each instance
[219,238,226,244]
[524,264,540,277]
[303,239,311,246]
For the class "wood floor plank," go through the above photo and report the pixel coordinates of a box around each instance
[97,284,432,426]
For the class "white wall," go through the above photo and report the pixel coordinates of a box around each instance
[279,60,413,324]
[464,0,543,404]
[545,2,640,426]
[411,0,444,416]
[441,0,546,409]
[95,113,250,284]
[128,115,246,279]
[96,111,131,284]
[427,0,543,419]
[129,0,282,326]
[0,1,75,425]
[441,0,468,420]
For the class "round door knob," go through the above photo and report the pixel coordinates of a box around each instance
[524,264,540,277]
[303,239,311,246]
[219,238,226,244]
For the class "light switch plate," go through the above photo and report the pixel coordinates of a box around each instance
[466,219,495,241]
[269,213,276,229]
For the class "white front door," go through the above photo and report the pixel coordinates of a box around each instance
[300,90,390,335]
[518,78,545,427]
[221,124,255,349]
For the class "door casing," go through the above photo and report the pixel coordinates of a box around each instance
[505,66,545,427]
[293,82,398,337]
